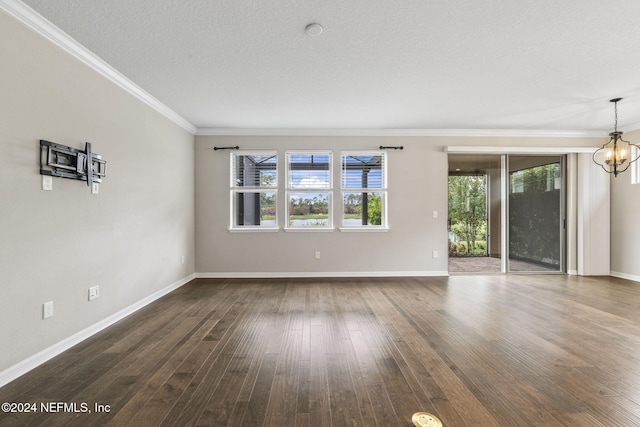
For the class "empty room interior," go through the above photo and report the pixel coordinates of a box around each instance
[2,1,640,426]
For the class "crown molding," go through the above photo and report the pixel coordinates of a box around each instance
[444,145,598,154]
[196,127,606,138]
[0,0,196,134]
[621,122,640,134]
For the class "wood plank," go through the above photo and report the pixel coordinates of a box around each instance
[2,276,640,426]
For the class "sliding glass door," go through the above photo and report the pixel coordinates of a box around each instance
[447,154,566,274]
[447,155,501,273]
[507,156,564,272]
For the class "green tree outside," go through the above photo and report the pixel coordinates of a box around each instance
[367,193,382,225]
[448,175,487,256]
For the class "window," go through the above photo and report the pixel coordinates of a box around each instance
[230,151,278,230]
[341,151,387,229]
[286,151,332,229]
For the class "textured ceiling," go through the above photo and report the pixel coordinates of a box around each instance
[19,0,640,132]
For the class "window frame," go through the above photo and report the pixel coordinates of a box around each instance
[339,150,388,231]
[284,150,334,231]
[229,150,279,232]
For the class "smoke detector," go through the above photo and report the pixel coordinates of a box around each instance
[305,23,323,36]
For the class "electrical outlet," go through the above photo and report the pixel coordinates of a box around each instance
[43,301,53,319]
[181,255,185,265]
[91,182,99,194]
[315,251,321,259]
[42,175,52,191]
[88,286,99,301]
[433,210,438,219]
[432,250,439,259]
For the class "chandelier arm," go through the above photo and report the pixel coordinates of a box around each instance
[614,161,631,175]
[593,147,612,174]
[593,147,603,163]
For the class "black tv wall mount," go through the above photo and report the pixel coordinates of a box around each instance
[40,140,106,187]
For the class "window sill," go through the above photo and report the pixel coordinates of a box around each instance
[339,227,389,232]
[228,227,280,233]
[284,227,335,233]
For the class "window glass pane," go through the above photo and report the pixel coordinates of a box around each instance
[510,163,560,193]
[343,192,384,226]
[508,157,562,272]
[287,153,331,189]
[232,153,277,188]
[233,191,277,227]
[341,154,385,189]
[230,151,278,230]
[340,151,387,228]
[288,192,330,227]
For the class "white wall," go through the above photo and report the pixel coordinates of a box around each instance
[610,129,640,280]
[195,136,449,276]
[0,11,195,376]
[195,135,601,276]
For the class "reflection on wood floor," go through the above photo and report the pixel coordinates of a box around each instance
[1,275,640,426]
[449,256,560,273]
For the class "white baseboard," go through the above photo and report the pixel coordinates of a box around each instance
[196,271,450,279]
[0,273,196,389]
[567,269,578,275]
[610,271,640,283]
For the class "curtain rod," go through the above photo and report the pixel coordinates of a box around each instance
[213,146,240,151]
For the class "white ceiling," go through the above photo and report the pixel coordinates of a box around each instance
[17,0,640,133]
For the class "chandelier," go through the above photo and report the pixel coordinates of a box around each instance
[593,98,640,177]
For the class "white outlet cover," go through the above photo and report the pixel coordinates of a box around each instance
[42,175,53,191]
[92,182,99,194]
[89,286,99,301]
[43,301,53,319]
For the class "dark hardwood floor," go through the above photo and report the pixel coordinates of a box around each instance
[2,275,640,426]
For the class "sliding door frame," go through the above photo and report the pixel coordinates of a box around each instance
[446,146,592,274]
